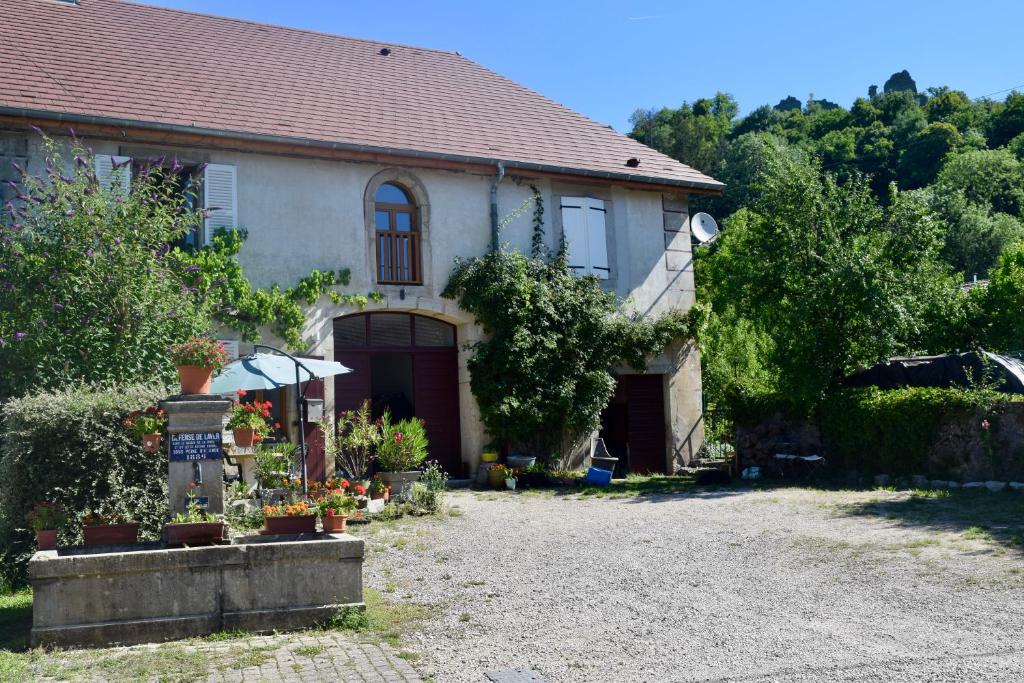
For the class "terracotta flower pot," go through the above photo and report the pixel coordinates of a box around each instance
[83,522,140,546]
[36,529,57,551]
[233,428,255,448]
[177,365,213,394]
[263,514,316,535]
[142,433,162,453]
[322,514,348,533]
[165,521,225,546]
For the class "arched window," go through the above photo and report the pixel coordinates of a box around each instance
[374,182,421,284]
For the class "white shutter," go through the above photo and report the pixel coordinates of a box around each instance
[586,199,609,280]
[203,164,237,244]
[94,155,131,193]
[561,197,589,275]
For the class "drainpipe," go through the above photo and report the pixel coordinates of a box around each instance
[489,161,506,252]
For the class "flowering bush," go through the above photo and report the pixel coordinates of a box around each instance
[375,413,429,472]
[169,337,231,371]
[263,501,311,517]
[253,442,294,489]
[494,464,520,480]
[26,502,67,532]
[352,483,368,497]
[226,396,273,434]
[122,406,167,437]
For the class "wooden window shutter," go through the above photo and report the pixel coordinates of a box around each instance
[203,164,237,245]
[560,197,589,275]
[94,155,131,193]
[586,199,609,279]
[561,196,609,278]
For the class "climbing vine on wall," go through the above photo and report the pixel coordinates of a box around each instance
[529,184,545,258]
[176,229,383,349]
[443,248,707,458]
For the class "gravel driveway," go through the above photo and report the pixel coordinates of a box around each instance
[363,486,1024,682]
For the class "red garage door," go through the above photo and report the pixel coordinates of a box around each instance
[333,313,462,475]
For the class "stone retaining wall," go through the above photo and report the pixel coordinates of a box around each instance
[30,533,363,648]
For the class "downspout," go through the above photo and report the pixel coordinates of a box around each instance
[489,160,506,252]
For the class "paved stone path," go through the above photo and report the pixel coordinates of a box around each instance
[199,633,423,683]
[35,632,423,682]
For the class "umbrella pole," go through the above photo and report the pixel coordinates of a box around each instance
[253,344,311,499]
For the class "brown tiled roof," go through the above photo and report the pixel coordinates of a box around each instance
[0,0,722,192]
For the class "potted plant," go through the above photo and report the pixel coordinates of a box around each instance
[253,442,295,496]
[317,490,357,533]
[123,406,167,452]
[376,413,429,496]
[166,482,226,546]
[227,393,272,447]
[351,482,369,509]
[170,337,231,395]
[368,476,389,502]
[487,462,506,488]
[497,464,519,490]
[27,501,66,551]
[321,400,379,481]
[262,500,316,535]
[82,512,140,546]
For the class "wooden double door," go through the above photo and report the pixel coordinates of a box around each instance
[599,374,668,474]
[332,313,462,475]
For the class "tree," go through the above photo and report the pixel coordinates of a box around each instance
[0,140,210,398]
[976,241,1024,352]
[898,122,962,188]
[989,91,1024,148]
[699,149,959,405]
[629,92,738,176]
[935,148,1024,215]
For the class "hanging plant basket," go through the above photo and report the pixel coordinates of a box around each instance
[232,428,255,448]
[263,514,316,535]
[141,433,162,453]
[83,522,140,547]
[177,365,214,394]
[36,529,57,551]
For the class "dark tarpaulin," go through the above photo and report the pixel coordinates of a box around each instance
[842,351,1024,394]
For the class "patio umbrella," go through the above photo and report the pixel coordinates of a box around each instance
[211,353,351,393]
[211,345,351,496]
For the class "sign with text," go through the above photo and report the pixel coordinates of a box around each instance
[168,432,223,462]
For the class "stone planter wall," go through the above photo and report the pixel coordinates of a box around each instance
[30,533,363,648]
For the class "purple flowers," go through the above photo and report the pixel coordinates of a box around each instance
[981,419,991,431]
[14,332,26,341]
[54,303,64,311]
[85,248,94,258]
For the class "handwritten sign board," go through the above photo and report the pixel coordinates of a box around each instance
[168,432,223,462]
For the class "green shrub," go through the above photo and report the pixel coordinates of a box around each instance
[818,386,1017,477]
[375,415,429,472]
[0,383,169,587]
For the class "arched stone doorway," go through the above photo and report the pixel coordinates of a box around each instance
[332,312,462,474]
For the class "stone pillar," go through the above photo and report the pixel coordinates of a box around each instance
[161,395,231,516]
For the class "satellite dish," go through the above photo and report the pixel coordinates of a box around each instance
[691,212,719,245]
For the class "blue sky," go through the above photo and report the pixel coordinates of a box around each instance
[143,0,1024,131]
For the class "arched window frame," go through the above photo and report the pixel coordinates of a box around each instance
[364,174,428,288]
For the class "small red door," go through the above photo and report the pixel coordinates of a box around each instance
[625,374,667,474]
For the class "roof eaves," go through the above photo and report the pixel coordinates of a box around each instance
[1,106,725,193]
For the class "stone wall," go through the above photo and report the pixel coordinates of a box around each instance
[31,534,363,648]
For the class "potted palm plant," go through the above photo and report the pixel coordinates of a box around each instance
[165,482,226,546]
[82,511,140,546]
[226,393,272,447]
[27,501,66,551]
[317,490,357,533]
[170,337,231,395]
[123,405,167,452]
[376,413,429,498]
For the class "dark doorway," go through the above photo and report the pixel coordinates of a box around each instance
[370,352,414,420]
[599,374,667,474]
[333,313,462,474]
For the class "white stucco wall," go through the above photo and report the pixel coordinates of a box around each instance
[9,129,702,471]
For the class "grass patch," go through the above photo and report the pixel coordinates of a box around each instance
[459,612,471,623]
[964,526,994,541]
[203,629,253,641]
[576,474,698,498]
[294,644,325,657]
[322,588,432,648]
[42,645,210,682]
[397,650,420,661]
[0,588,32,652]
